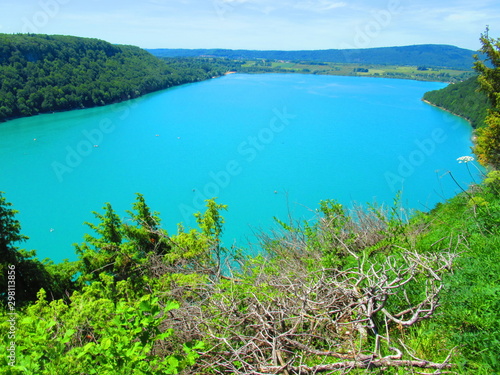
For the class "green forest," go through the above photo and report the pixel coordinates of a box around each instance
[423,76,491,128]
[1,32,500,374]
[0,34,238,122]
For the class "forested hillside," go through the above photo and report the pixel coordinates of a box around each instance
[0,34,236,122]
[423,76,491,128]
[148,44,478,70]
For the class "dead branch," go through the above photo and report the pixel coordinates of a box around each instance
[185,248,457,374]
[255,356,453,374]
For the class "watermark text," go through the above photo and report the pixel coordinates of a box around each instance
[179,106,296,221]
[6,265,17,367]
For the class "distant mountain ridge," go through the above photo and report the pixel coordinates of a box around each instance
[148,44,478,70]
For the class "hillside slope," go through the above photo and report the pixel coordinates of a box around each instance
[148,44,478,70]
[423,76,491,128]
[0,34,231,122]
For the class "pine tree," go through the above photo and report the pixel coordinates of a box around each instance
[76,195,171,282]
[0,191,28,263]
[0,192,54,306]
[123,193,170,256]
[75,203,130,281]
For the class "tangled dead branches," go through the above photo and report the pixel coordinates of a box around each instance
[188,249,457,374]
[133,200,462,374]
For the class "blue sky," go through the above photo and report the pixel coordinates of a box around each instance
[0,0,499,51]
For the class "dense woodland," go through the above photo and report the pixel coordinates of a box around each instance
[0,34,239,122]
[1,33,500,374]
[423,76,491,128]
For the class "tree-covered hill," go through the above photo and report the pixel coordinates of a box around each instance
[148,44,478,70]
[0,34,236,122]
[423,76,491,128]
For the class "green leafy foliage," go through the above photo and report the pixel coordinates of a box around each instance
[0,184,499,373]
[123,193,170,255]
[423,76,491,128]
[442,234,500,372]
[164,199,229,274]
[0,192,77,306]
[75,193,178,283]
[302,199,358,268]
[75,195,230,287]
[0,278,203,374]
[0,34,238,122]
[473,28,500,168]
[0,196,231,374]
[407,165,500,373]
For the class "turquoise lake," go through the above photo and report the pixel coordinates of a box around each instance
[0,74,479,262]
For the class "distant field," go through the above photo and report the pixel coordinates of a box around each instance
[240,60,474,82]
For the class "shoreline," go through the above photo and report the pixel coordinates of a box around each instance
[0,73,229,125]
[422,99,478,144]
[421,99,473,125]
[0,75,470,127]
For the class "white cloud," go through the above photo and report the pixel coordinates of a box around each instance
[294,0,347,12]
[445,10,490,23]
[1,0,499,50]
[323,1,348,11]
[219,0,252,3]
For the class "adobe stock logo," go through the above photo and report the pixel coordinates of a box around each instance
[51,101,137,183]
[51,119,115,183]
[384,128,447,192]
[22,0,71,34]
[178,106,296,222]
[339,0,402,61]
[213,0,245,20]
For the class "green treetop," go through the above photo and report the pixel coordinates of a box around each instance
[473,28,500,168]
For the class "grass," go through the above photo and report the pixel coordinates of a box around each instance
[240,60,475,82]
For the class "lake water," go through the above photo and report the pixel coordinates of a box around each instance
[0,74,478,262]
